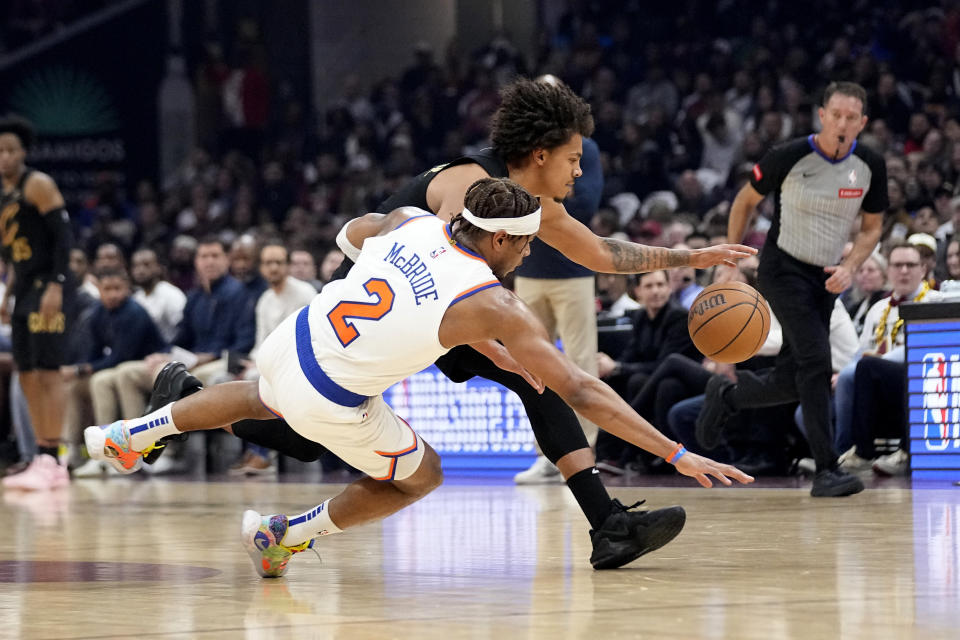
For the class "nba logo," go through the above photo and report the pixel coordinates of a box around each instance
[921,353,955,451]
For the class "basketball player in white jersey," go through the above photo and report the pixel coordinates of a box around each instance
[85,179,752,578]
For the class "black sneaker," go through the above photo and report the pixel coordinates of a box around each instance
[142,362,203,465]
[695,375,735,450]
[810,468,864,497]
[589,499,686,570]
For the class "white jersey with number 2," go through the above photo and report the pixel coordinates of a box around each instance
[305,212,500,396]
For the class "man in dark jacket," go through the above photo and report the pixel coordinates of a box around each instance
[596,269,699,467]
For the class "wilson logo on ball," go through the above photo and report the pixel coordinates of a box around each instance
[687,281,770,364]
[689,293,727,318]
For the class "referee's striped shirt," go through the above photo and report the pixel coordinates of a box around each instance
[750,135,888,267]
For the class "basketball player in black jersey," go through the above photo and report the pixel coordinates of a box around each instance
[0,115,75,490]
[149,79,755,569]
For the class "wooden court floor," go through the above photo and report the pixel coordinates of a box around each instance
[1,477,958,640]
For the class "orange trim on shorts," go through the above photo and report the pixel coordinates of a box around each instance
[371,417,419,481]
[258,390,284,419]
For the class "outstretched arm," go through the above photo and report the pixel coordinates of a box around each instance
[441,289,754,487]
[535,199,755,273]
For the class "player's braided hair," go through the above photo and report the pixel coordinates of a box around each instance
[490,78,594,164]
[449,178,540,245]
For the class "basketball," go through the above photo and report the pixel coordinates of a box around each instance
[688,281,771,364]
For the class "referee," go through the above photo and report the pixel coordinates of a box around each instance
[697,82,888,497]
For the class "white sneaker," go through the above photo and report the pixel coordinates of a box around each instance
[513,455,563,485]
[796,458,816,476]
[141,453,179,476]
[873,449,909,476]
[72,458,108,478]
[838,446,873,473]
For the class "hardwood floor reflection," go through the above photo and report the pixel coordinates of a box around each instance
[1,479,957,639]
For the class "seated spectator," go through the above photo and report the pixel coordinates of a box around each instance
[110,237,256,422]
[131,248,186,343]
[167,235,197,293]
[65,270,166,476]
[69,248,100,300]
[230,235,268,315]
[934,196,960,280]
[595,270,699,468]
[667,243,704,309]
[596,273,640,319]
[912,206,940,236]
[834,242,943,472]
[319,248,345,287]
[93,242,126,273]
[289,249,324,291]
[907,232,939,288]
[229,241,317,476]
[842,251,890,335]
[946,238,960,281]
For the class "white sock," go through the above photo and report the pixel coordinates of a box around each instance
[282,499,342,545]
[127,403,180,451]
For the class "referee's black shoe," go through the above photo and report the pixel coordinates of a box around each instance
[142,362,203,465]
[810,467,864,497]
[589,499,686,569]
[695,375,736,450]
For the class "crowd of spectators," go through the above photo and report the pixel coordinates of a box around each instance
[5,1,960,479]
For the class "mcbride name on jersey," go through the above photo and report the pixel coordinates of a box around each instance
[384,241,439,305]
[306,211,500,396]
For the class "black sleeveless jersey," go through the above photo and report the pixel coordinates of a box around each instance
[0,168,66,293]
[376,148,508,213]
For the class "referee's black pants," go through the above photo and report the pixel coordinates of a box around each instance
[729,246,838,470]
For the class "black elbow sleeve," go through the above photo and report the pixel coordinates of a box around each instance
[42,207,73,284]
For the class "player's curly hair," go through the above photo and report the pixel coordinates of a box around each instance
[450,177,540,245]
[0,114,35,150]
[490,78,594,164]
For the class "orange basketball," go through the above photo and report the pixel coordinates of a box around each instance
[687,281,771,364]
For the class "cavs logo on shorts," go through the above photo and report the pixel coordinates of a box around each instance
[27,312,65,334]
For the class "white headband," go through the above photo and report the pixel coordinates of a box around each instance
[459,206,541,236]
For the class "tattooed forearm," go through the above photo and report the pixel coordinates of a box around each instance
[601,238,692,273]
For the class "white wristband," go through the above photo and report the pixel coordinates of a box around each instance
[335,220,362,262]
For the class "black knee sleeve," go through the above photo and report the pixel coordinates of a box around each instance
[232,418,326,462]
[523,387,590,463]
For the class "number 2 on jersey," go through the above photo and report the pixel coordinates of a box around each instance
[327,278,395,347]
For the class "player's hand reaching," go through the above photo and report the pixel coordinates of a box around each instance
[823,263,853,293]
[673,450,754,487]
[690,244,757,269]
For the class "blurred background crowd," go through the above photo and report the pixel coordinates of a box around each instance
[2,0,959,481]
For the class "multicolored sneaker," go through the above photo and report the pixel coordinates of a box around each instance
[83,421,147,474]
[241,510,316,578]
